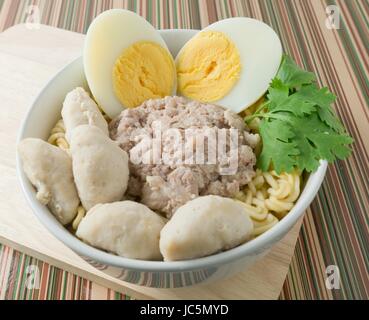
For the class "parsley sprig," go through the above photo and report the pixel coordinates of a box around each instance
[245,55,353,173]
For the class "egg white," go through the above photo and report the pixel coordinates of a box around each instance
[83,9,176,119]
[175,17,283,113]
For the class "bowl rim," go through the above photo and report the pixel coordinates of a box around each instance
[16,29,328,273]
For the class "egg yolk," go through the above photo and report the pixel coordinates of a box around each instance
[113,41,175,108]
[176,31,241,102]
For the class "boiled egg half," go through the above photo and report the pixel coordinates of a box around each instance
[175,17,282,113]
[84,9,176,118]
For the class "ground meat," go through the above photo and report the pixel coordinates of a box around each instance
[109,96,258,218]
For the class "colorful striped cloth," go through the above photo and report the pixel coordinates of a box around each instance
[0,0,368,300]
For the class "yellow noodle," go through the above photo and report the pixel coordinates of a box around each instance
[268,180,290,199]
[256,190,265,200]
[47,119,70,152]
[72,206,86,230]
[253,214,279,236]
[248,180,257,195]
[260,186,269,199]
[237,167,302,236]
[284,173,301,202]
[249,212,269,222]
[245,190,253,204]
[253,175,265,187]
[265,197,294,212]
[251,197,266,208]
[263,171,278,189]
[237,201,268,221]
[234,191,247,202]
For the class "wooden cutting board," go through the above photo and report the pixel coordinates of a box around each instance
[0,24,303,300]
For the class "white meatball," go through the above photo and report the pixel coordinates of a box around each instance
[61,87,108,142]
[70,125,129,210]
[18,138,79,225]
[160,195,254,261]
[76,201,166,260]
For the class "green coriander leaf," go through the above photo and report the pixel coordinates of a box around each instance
[297,84,336,105]
[270,78,288,90]
[268,78,289,102]
[267,85,316,117]
[316,106,344,133]
[246,55,353,173]
[295,85,344,132]
[257,118,299,173]
[289,114,353,170]
[276,55,316,88]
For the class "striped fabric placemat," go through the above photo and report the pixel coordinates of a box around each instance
[0,0,367,300]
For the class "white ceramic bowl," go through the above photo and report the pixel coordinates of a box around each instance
[16,29,327,288]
